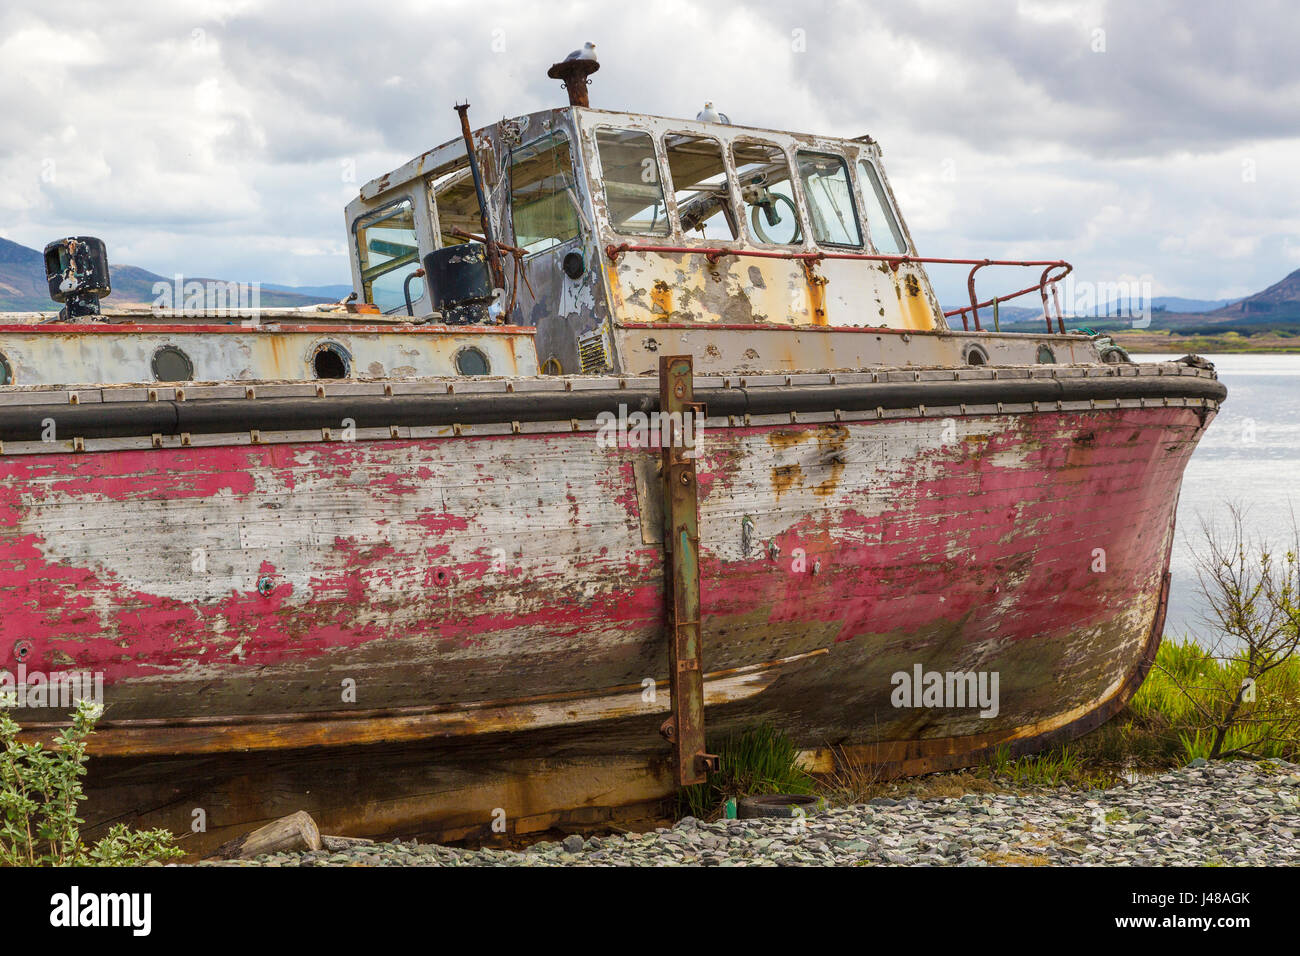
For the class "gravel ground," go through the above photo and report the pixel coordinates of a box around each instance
[204,759,1300,867]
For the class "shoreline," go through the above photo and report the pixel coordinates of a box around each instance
[1123,346,1300,354]
[1111,334,1300,354]
[200,760,1300,867]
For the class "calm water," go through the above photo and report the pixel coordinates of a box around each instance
[1129,353,1300,643]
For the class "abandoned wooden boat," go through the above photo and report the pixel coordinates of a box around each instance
[0,55,1224,853]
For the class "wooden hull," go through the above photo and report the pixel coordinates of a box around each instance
[0,366,1220,852]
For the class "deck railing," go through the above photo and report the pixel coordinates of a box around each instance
[604,244,1074,334]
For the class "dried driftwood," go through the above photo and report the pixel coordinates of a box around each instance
[211,811,322,860]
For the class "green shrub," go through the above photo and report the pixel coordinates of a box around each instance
[1,699,183,867]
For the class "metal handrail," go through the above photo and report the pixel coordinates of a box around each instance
[604,243,1074,334]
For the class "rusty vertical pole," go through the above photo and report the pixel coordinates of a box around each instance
[453,102,506,292]
[658,355,717,786]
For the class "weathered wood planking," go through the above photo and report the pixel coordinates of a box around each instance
[0,400,1209,851]
[3,405,1198,728]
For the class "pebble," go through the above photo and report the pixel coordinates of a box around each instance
[561,834,584,853]
[201,760,1300,867]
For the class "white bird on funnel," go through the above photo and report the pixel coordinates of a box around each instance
[565,42,598,62]
[696,101,730,124]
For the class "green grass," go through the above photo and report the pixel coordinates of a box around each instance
[982,743,1113,789]
[1131,638,1300,761]
[975,638,1300,790]
[1006,745,1080,787]
[1129,638,1212,722]
[679,723,813,819]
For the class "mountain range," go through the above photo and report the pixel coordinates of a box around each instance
[957,270,1300,331]
[0,236,340,312]
[5,234,1300,331]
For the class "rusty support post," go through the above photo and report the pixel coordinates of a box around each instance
[1039,265,1055,334]
[965,259,990,331]
[453,103,507,293]
[658,355,716,786]
[546,58,600,107]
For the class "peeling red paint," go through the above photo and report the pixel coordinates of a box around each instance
[0,408,1202,731]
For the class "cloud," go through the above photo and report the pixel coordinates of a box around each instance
[0,0,1296,301]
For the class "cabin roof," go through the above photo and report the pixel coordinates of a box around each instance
[356,106,560,204]
[355,105,877,207]
[575,106,874,148]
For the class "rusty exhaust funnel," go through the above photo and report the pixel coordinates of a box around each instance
[547,57,599,107]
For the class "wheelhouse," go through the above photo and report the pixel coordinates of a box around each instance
[345,106,949,376]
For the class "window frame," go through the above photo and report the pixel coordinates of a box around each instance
[352,196,424,314]
[853,155,910,256]
[508,130,584,259]
[660,130,742,246]
[729,137,807,249]
[592,125,673,239]
[793,148,864,250]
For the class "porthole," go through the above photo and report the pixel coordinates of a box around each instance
[1037,344,1057,364]
[562,251,585,280]
[312,342,351,379]
[151,345,194,382]
[964,344,989,366]
[0,352,11,385]
[455,347,490,376]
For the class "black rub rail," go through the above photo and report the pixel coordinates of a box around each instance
[0,375,1226,443]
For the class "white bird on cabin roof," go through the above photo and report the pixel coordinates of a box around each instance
[696,101,731,125]
[565,42,597,62]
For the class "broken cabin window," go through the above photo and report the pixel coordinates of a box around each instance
[731,141,801,246]
[354,198,422,314]
[857,159,907,255]
[796,151,862,248]
[595,128,669,236]
[427,164,483,249]
[510,132,581,255]
[664,134,737,240]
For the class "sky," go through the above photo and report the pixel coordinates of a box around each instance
[1,0,1298,305]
